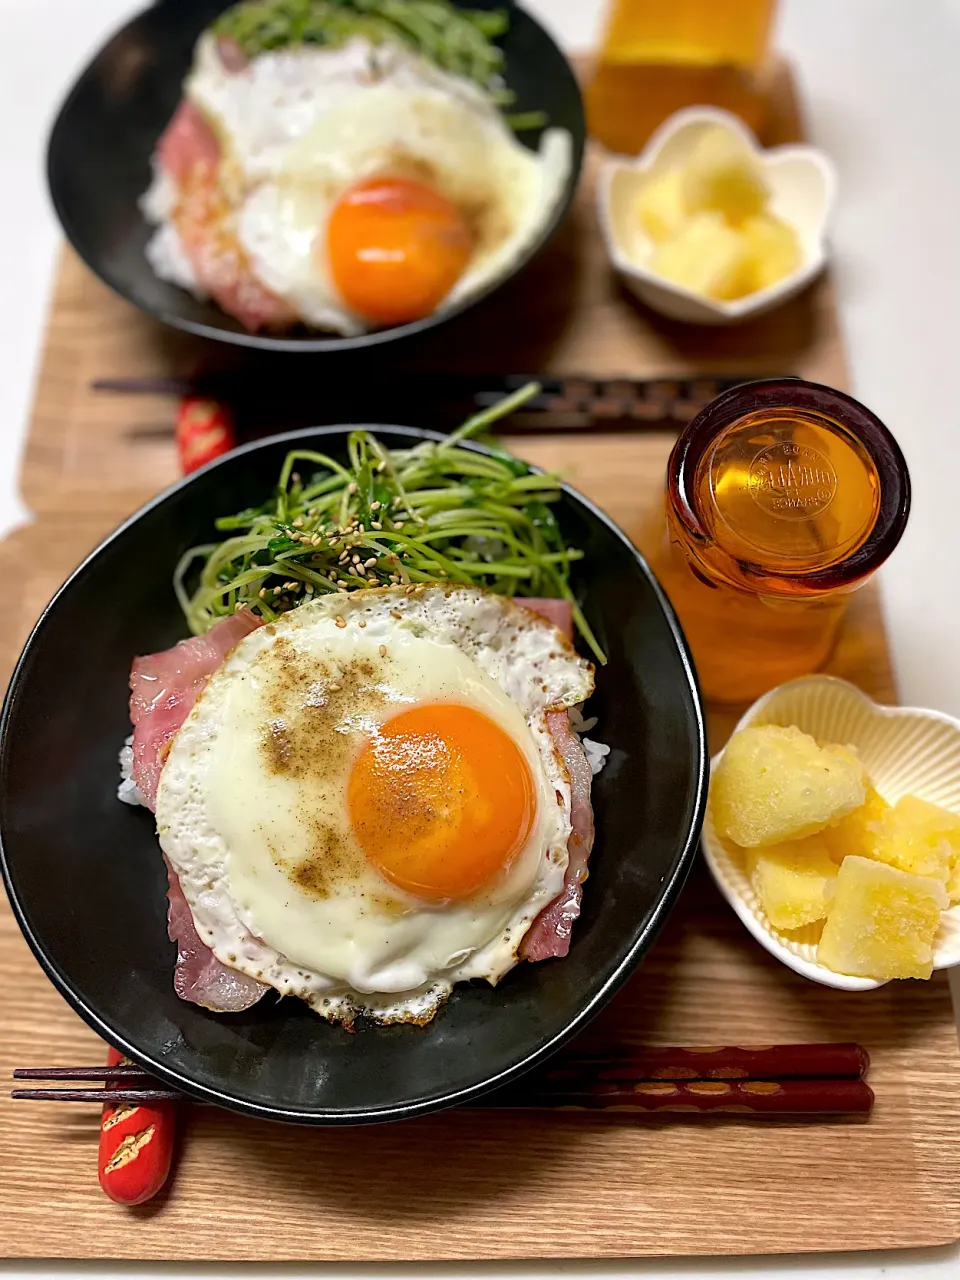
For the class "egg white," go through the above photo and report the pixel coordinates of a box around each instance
[156,586,594,1025]
[235,80,571,331]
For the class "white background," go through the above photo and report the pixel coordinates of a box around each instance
[1,0,960,1276]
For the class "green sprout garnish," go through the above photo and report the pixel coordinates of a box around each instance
[175,383,605,663]
[213,0,517,107]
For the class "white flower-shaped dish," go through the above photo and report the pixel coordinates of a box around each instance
[702,675,960,990]
[597,106,837,325]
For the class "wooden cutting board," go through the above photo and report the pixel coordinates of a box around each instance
[1,62,959,1261]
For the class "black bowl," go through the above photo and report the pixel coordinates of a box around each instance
[0,427,705,1125]
[46,0,585,353]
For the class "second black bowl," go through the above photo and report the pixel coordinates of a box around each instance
[46,0,585,353]
[0,427,705,1124]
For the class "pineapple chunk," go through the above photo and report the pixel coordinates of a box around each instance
[712,724,867,848]
[818,856,947,980]
[749,836,839,930]
[739,212,802,291]
[635,169,687,243]
[822,787,890,864]
[680,126,769,223]
[871,795,960,893]
[648,212,752,301]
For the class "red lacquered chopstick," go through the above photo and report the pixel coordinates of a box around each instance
[12,1043,873,1117]
[542,1042,869,1082]
[484,1078,874,1114]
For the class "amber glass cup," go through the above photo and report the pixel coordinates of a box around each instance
[641,379,911,703]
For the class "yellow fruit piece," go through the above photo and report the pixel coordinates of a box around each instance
[739,212,802,291]
[635,169,687,243]
[712,724,866,848]
[680,126,769,223]
[817,856,947,980]
[822,787,890,863]
[749,836,839,930]
[871,795,960,893]
[649,212,753,301]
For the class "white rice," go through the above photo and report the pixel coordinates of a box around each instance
[568,705,610,776]
[581,737,611,775]
[140,165,204,295]
[117,736,147,808]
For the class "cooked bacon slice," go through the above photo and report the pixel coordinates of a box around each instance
[165,860,267,1012]
[215,34,249,72]
[157,100,220,187]
[514,597,573,638]
[130,612,266,1013]
[156,94,297,332]
[129,610,263,811]
[173,165,300,332]
[521,709,595,961]
[512,596,597,960]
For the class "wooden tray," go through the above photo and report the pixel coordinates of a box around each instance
[2,63,959,1261]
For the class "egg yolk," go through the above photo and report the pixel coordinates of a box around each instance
[326,177,474,326]
[348,703,536,902]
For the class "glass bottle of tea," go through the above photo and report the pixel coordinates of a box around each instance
[586,0,778,154]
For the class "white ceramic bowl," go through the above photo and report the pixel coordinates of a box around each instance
[702,675,960,990]
[597,106,837,325]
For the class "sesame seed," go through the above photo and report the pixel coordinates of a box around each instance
[358,523,365,533]
[371,521,382,530]
[259,588,267,599]
[405,584,417,595]
[335,616,346,628]
[394,521,405,530]
[364,556,377,568]
[311,534,322,546]
[337,586,348,593]
[379,644,388,658]
[305,584,314,594]
[293,516,304,527]
[389,574,399,584]
[329,683,341,693]
[358,618,367,628]
[348,482,357,494]
[351,554,361,565]
[370,500,381,511]
[391,609,402,619]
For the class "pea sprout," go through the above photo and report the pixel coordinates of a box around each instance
[176,382,605,662]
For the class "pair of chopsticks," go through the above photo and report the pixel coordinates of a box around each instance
[13,1042,873,1115]
[92,373,786,436]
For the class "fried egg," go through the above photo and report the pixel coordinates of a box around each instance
[156,586,594,1025]
[170,34,571,333]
